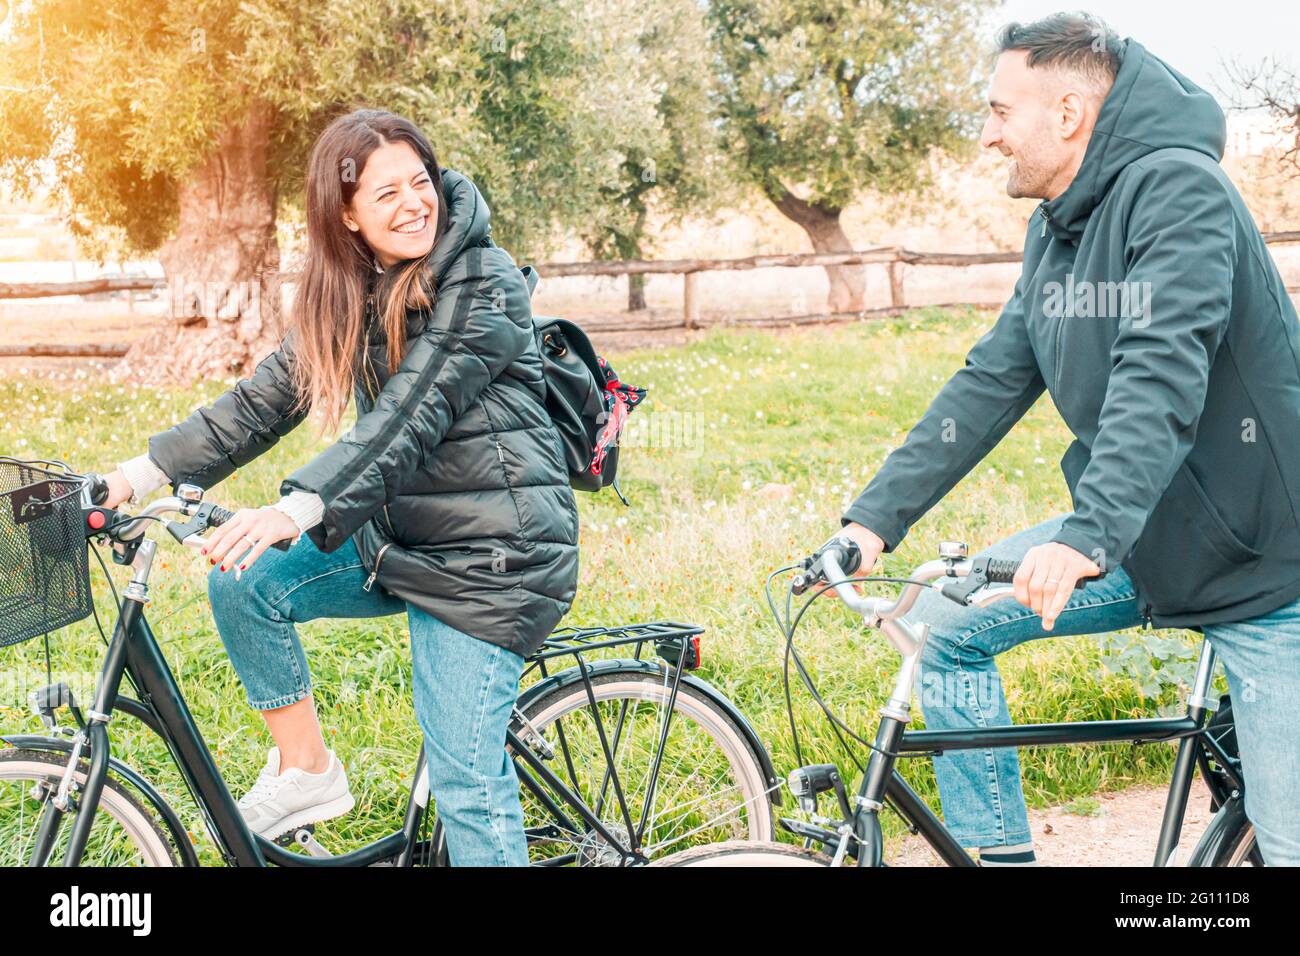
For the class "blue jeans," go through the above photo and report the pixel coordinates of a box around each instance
[206,532,529,866]
[908,514,1300,865]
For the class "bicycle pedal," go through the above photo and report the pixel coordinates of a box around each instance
[274,824,315,847]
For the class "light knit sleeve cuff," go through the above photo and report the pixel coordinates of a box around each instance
[270,491,325,545]
[117,454,171,503]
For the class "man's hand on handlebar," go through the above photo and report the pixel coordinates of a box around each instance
[813,522,886,599]
[1013,542,1101,630]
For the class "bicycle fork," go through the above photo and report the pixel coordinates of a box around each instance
[843,634,921,867]
[30,592,138,866]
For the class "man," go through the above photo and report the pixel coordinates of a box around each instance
[837,12,1300,865]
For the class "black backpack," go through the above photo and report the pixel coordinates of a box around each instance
[520,266,646,500]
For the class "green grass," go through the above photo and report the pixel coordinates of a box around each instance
[0,307,1210,863]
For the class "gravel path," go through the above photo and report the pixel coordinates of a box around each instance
[885,778,1217,866]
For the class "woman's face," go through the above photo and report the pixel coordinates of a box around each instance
[342,140,440,269]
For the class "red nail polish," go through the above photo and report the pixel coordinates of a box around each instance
[239,564,246,571]
[220,565,226,572]
[210,557,216,565]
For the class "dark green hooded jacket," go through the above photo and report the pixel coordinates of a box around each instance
[843,39,1300,629]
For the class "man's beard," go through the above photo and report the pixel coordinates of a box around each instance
[1004,141,1056,199]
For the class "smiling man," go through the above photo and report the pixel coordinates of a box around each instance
[834,12,1300,865]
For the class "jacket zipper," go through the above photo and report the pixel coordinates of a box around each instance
[360,293,397,538]
[1054,310,1066,394]
[364,542,394,592]
[1039,207,1068,393]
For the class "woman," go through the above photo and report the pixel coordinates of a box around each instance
[100,109,580,866]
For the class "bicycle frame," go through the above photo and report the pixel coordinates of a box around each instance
[798,550,1234,868]
[25,491,726,867]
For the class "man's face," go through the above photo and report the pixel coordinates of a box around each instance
[980,51,1077,200]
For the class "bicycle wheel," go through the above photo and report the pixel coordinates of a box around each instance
[649,840,831,867]
[512,670,775,865]
[0,748,179,866]
[1187,796,1263,867]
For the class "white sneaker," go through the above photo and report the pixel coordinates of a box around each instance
[236,747,356,839]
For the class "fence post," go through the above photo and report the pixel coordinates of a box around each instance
[888,260,905,309]
[682,271,700,329]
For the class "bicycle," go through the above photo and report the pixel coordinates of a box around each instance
[0,457,779,866]
[651,538,1256,867]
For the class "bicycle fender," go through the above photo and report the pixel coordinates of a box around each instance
[1,733,200,867]
[1186,793,1251,867]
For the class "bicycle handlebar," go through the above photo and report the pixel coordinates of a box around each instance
[80,471,289,552]
[799,542,1086,611]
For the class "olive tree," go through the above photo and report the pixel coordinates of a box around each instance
[578,0,735,311]
[0,0,662,382]
[707,0,993,311]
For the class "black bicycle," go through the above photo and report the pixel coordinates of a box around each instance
[0,457,779,866]
[652,538,1256,867]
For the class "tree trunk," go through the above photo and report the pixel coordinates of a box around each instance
[627,272,647,312]
[623,205,649,311]
[109,102,282,385]
[766,187,865,313]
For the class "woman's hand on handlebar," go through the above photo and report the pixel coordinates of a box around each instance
[99,468,136,510]
[1013,542,1101,630]
[201,506,300,574]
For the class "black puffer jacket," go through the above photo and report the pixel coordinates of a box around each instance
[148,168,580,657]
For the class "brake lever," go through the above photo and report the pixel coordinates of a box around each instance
[940,557,1001,606]
[167,501,290,552]
[939,556,1088,607]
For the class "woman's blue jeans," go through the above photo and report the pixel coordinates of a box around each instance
[206,532,529,866]
[907,514,1300,865]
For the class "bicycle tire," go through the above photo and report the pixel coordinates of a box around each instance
[0,748,180,866]
[1187,795,1263,867]
[429,669,774,865]
[649,839,832,867]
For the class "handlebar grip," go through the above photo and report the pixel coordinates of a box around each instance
[792,537,862,595]
[207,504,236,526]
[206,504,292,552]
[984,559,1020,585]
[983,558,1088,589]
[825,540,862,577]
[83,472,110,506]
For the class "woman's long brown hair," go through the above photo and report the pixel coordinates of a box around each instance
[286,109,451,437]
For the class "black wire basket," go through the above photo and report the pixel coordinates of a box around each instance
[0,457,94,648]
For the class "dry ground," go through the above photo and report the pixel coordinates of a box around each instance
[885,778,1217,867]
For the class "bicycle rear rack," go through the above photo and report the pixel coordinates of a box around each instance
[530,621,704,668]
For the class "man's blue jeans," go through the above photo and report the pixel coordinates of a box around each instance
[907,514,1300,865]
[206,532,529,866]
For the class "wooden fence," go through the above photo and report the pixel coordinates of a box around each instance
[5,231,1300,357]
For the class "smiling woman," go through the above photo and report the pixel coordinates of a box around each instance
[95,109,580,866]
[342,141,442,269]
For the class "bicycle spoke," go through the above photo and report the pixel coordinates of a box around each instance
[514,674,768,865]
[641,775,745,842]
[643,784,779,855]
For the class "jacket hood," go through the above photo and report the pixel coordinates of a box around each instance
[364,167,491,344]
[1043,38,1227,240]
[429,167,491,282]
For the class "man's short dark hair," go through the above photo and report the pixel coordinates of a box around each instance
[997,11,1121,96]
